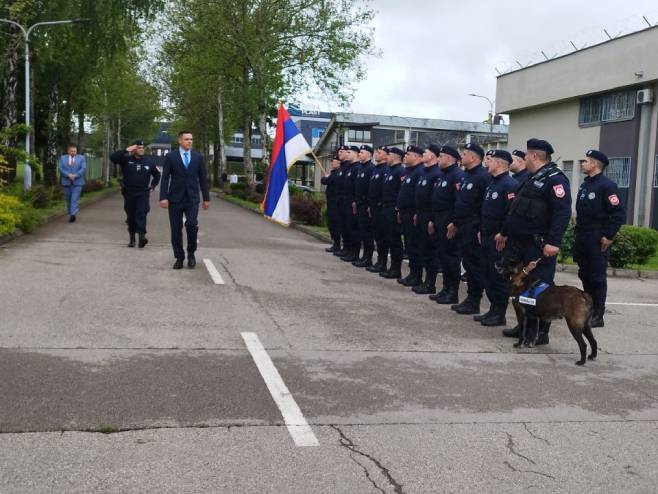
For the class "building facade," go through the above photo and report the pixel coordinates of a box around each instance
[496,25,658,228]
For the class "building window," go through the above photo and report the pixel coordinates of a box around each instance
[561,160,573,180]
[394,130,406,144]
[605,157,631,187]
[234,136,243,144]
[579,90,635,126]
[347,129,371,142]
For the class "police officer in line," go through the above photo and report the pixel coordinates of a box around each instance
[428,145,465,304]
[476,150,519,326]
[379,147,406,279]
[110,140,161,248]
[337,145,359,261]
[573,149,625,328]
[353,145,376,267]
[321,155,343,253]
[498,138,572,343]
[447,143,490,315]
[396,145,426,287]
[510,150,530,183]
[412,144,442,295]
[366,145,391,273]
[333,146,349,257]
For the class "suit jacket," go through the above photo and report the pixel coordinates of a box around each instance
[159,149,210,205]
[59,154,86,186]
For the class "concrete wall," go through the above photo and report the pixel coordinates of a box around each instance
[497,26,658,113]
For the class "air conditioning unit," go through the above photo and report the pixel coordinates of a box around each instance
[637,88,654,104]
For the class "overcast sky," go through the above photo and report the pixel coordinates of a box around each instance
[299,0,658,123]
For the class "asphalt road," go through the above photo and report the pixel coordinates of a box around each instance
[1,191,657,493]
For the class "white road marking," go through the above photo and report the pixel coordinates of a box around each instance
[607,302,658,307]
[241,332,319,447]
[203,259,225,285]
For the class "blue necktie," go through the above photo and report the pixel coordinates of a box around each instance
[183,152,189,168]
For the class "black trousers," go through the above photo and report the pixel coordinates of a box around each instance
[124,190,150,234]
[435,212,460,289]
[573,230,608,310]
[168,201,199,260]
[356,204,374,252]
[417,211,437,273]
[371,205,388,258]
[457,222,484,298]
[505,236,557,284]
[400,210,420,271]
[339,199,357,250]
[481,234,510,306]
[326,201,342,245]
[383,206,402,262]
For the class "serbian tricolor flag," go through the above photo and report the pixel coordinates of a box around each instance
[262,103,312,226]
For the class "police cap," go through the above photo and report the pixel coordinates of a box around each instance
[426,144,442,156]
[406,145,424,155]
[488,149,513,164]
[377,145,389,152]
[131,139,144,146]
[586,149,609,167]
[388,147,405,158]
[360,144,374,154]
[439,145,460,161]
[348,145,360,152]
[512,149,526,159]
[339,145,350,151]
[464,142,485,159]
[526,138,554,155]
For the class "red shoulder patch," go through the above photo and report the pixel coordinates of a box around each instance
[552,184,565,198]
[507,192,516,200]
[401,175,406,182]
[455,182,461,191]
[608,194,620,206]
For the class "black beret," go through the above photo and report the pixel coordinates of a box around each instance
[464,143,485,159]
[488,149,513,164]
[339,145,350,151]
[360,144,374,154]
[131,139,144,146]
[376,145,389,152]
[512,150,526,159]
[406,145,424,155]
[586,149,609,166]
[526,138,554,155]
[426,144,442,156]
[348,145,360,152]
[331,155,340,161]
[388,146,405,158]
[440,145,460,161]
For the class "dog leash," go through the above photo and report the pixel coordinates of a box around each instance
[522,256,544,275]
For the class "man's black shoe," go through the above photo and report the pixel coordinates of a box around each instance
[436,290,459,304]
[69,215,76,223]
[173,259,184,269]
[380,268,401,279]
[413,284,436,295]
[341,253,357,262]
[590,315,604,328]
[366,262,384,273]
[325,245,338,253]
[188,256,196,268]
[333,250,346,257]
[401,275,421,287]
[473,310,492,322]
[397,273,412,285]
[502,325,521,338]
[429,288,446,301]
[138,233,148,248]
[128,234,136,248]
[481,313,506,326]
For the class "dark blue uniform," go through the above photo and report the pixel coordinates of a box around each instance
[111,150,160,236]
[354,160,376,259]
[321,168,342,249]
[397,164,424,276]
[512,168,530,184]
[415,164,441,283]
[503,162,572,285]
[481,172,519,311]
[381,163,405,269]
[453,164,490,300]
[573,173,625,318]
[368,162,389,267]
[338,161,359,256]
[431,164,465,296]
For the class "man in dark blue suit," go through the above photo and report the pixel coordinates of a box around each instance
[159,130,211,269]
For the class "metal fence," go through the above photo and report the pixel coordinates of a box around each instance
[84,156,104,181]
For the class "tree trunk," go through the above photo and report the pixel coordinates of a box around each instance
[242,114,254,189]
[1,32,19,183]
[213,84,227,187]
[77,112,85,148]
[258,111,270,171]
[44,83,60,186]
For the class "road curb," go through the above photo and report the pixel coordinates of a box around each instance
[558,262,658,280]
[0,187,119,248]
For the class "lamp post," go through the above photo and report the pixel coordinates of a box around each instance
[0,18,90,190]
[468,93,495,134]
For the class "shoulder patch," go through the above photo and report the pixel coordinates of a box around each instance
[608,194,620,206]
[553,184,565,198]
[507,192,516,200]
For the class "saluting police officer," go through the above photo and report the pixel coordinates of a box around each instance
[340,145,361,263]
[397,145,426,287]
[367,146,390,273]
[428,145,465,304]
[333,146,350,257]
[510,150,530,183]
[476,150,519,326]
[379,147,406,279]
[447,143,490,315]
[321,155,343,253]
[573,149,625,328]
[412,144,442,295]
[353,145,376,267]
[110,140,161,248]
[498,138,572,344]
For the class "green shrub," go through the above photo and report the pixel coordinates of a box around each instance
[27,184,51,209]
[609,229,636,268]
[83,179,104,193]
[17,206,41,233]
[291,194,325,226]
[50,186,64,202]
[229,182,248,192]
[621,225,658,264]
[559,221,575,263]
[0,194,22,235]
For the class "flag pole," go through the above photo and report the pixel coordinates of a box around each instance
[310,150,327,176]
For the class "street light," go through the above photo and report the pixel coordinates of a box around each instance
[0,18,90,190]
[468,93,495,134]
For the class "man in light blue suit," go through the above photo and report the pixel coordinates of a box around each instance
[59,144,86,222]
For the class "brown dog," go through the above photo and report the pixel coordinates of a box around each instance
[499,257,598,366]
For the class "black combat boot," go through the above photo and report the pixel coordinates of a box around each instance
[473,307,493,322]
[590,306,605,328]
[401,268,422,287]
[325,242,340,253]
[367,253,386,273]
[128,233,136,248]
[480,304,507,326]
[341,247,358,262]
[353,249,373,268]
[333,248,346,257]
[436,285,459,304]
[429,287,446,301]
[502,324,521,338]
[413,271,437,295]
[380,260,402,279]
[453,296,481,315]
[138,233,148,248]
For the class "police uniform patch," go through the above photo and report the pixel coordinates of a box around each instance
[553,184,565,198]
[347,172,351,176]
[588,192,595,200]
[608,194,620,206]
[507,192,515,200]
[339,172,343,176]
[405,178,411,184]
[466,183,473,190]
[492,191,498,199]
[441,181,447,188]
[360,173,365,178]
[421,179,427,186]
[533,181,544,188]
[455,183,460,191]
[387,176,393,181]
[375,174,379,179]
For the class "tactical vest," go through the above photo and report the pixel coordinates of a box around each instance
[508,163,564,223]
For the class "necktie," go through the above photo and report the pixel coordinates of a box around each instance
[69,156,73,166]
[183,152,189,168]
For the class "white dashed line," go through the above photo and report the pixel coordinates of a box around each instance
[203,259,225,285]
[241,332,319,447]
